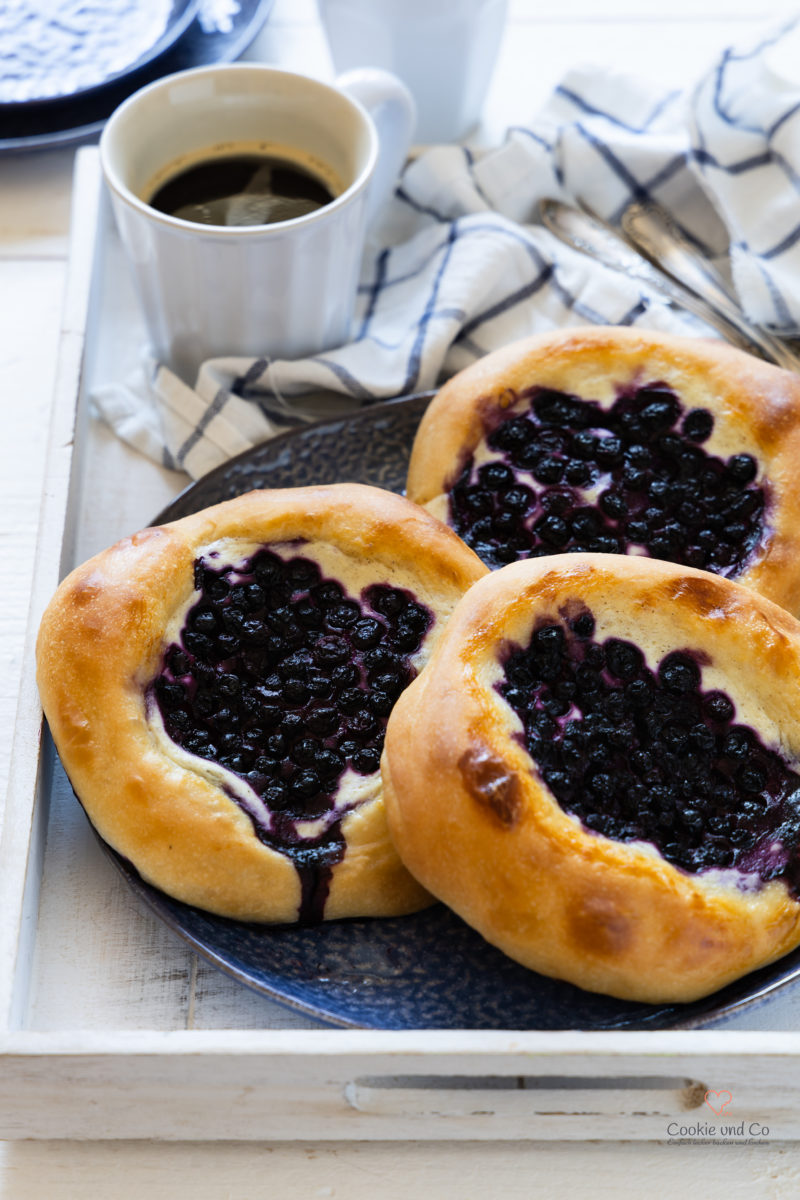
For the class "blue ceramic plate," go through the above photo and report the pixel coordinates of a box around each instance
[97,394,800,1029]
[0,0,275,152]
[0,0,200,107]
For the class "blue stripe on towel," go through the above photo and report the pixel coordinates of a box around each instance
[754,259,794,328]
[761,222,800,260]
[400,221,460,394]
[575,123,651,202]
[555,85,682,135]
[310,358,379,400]
[356,248,390,341]
[231,358,270,398]
[458,265,555,339]
[768,99,800,140]
[395,186,452,224]
[463,146,495,210]
[694,146,773,174]
[506,125,557,154]
[175,387,231,468]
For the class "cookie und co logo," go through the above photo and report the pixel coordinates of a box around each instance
[704,1089,733,1115]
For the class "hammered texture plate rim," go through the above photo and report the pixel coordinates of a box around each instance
[153,392,436,524]
[93,392,800,1030]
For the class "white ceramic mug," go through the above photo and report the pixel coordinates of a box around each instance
[317,0,508,144]
[99,63,415,381]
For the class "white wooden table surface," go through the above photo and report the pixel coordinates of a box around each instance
[4,0,800,1193]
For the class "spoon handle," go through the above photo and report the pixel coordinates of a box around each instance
[620,201,800,374]
[538,197,800,372]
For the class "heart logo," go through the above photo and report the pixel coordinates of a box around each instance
[704,1090,733,1115]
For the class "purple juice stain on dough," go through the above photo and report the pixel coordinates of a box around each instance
[448,383,767,573]
[149,546,433,923]
[497,608,800,894]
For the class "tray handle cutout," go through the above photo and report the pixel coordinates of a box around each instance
[344,1075,706,1118]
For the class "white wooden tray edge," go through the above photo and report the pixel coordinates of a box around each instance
[1,1029,799,1141]
[0,146,99,1033]
[2,148,800,1142]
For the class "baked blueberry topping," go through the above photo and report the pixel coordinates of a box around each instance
[498,611,800,892]
[151,547,433,922]
[449,383,766,573]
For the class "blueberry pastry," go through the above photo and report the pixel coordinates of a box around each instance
[382,554,800,1002]
[407,327,800,615]
[36,484,487,924]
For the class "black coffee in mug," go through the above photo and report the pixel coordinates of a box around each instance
[148,152,337,227]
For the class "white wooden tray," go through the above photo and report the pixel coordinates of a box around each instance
[3,147,800,1143]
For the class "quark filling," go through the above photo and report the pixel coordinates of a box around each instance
[496,606,800,894]
[446,382,767,573]
[147,539,433,922]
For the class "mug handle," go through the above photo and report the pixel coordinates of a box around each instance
[336,68,417,227]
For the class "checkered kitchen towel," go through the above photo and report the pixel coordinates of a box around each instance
[94,14,800,480]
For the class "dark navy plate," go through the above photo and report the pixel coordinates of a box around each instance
[99,394,800,1029]
[0,0,199,107]
[0,0,275,153]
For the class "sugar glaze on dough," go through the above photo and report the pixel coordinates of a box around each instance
[36,483,487,924]
[382,553,800,1003]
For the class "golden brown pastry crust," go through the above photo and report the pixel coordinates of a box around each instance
[406,326,800,616]
[382,552,800,1003]
[36,483,487,924]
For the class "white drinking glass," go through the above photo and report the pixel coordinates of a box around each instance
[317,0,508,144]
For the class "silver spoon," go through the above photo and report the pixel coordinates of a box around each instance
[538,197,800,371]
[620,200,800,374]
